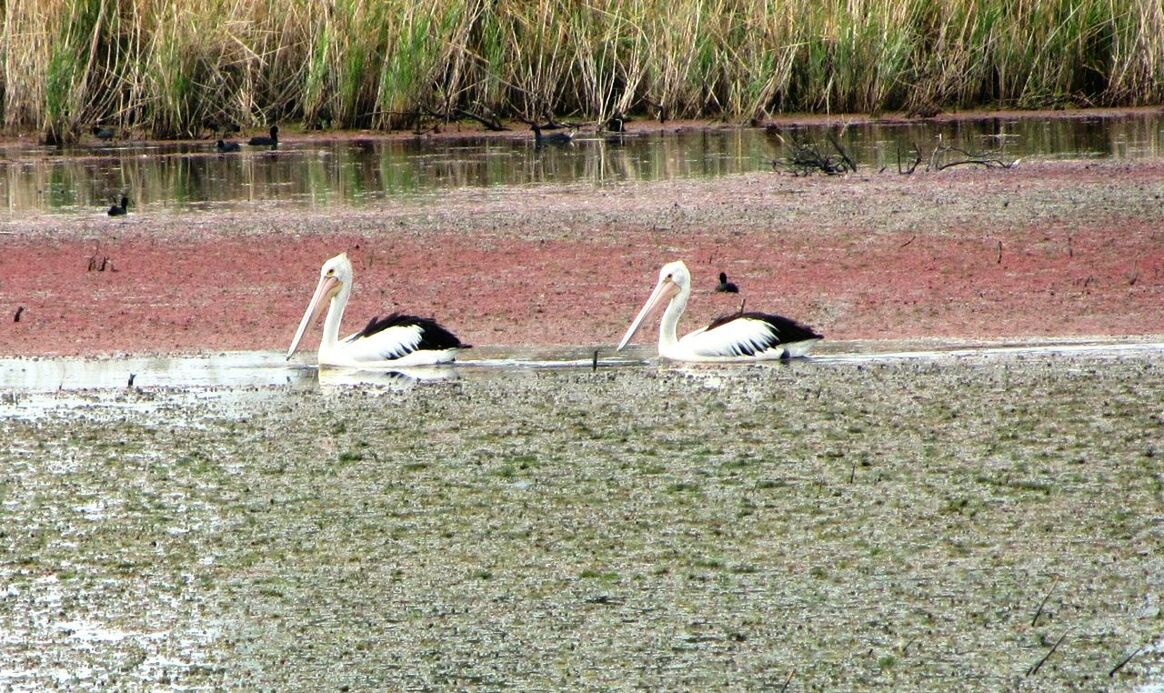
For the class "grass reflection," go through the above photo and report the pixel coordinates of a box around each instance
[1,113,1161,215]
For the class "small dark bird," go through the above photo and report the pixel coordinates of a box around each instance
[108,195,129,216]
[91,125,116,140]
[532,124,573,146]
[715,272,739,293]
[216,139,241,152]
[248,125,279,147]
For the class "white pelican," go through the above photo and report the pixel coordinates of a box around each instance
[617,260,822,362]
[286,253,469,368]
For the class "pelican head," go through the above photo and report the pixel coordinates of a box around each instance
[617,260,691,351]
[286,253,353,359]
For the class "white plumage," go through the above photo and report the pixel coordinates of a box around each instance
[617,260,821,362]
[286,253,468,368]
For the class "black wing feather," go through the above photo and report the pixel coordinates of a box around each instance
[706,311,822,356]
[350,313,470,350]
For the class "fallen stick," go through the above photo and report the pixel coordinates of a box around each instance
[1027,630,1068,676]
[1109,644,1145,677]
[1031,577,1058,626]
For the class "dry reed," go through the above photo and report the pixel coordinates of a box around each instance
[1,0,1161,141]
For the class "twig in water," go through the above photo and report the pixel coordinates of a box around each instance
[1027,630,1068,676]
[1031,577,1058,626]
[1109,644,1145,677]
[827,132,857,173]
[14,306,23,322]
[783,133,857,176]
[997,240,1003,264]
[899,235,916,248]
[928,144,1020,171]
[592,350,599,372]
[778,670,794,692]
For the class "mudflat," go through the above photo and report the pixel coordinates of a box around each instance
[1,158,1162,357]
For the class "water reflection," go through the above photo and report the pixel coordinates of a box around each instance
[2,340,1161,395]
[316,365,460,390]
[0,346,625,392]
[0,351,293,390]
[1,112,1162,214]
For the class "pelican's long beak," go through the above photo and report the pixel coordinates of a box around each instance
[617,275,679,351]
[286,275,341,359]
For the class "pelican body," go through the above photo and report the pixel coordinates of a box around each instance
[617,260,821,362]
[287,253,468,368]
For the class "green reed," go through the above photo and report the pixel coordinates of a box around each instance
[2,0,1161,141]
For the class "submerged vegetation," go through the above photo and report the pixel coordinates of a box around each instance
[1,0,1163,141]
[1,355,1162,688]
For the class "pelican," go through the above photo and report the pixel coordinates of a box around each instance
[286,253,469,368]
[617,260,821,361]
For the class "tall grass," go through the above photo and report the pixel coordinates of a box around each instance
[2,0,1162,141]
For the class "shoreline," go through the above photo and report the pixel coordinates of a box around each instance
[2,106,1163,148]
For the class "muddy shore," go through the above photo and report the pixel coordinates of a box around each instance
[2,158,1163,357]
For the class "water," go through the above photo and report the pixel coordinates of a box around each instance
[2,112,1162,214]
[1,339,1160,396]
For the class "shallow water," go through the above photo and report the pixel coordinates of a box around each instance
[2,112,1162,214]
[1,339,1161,397]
